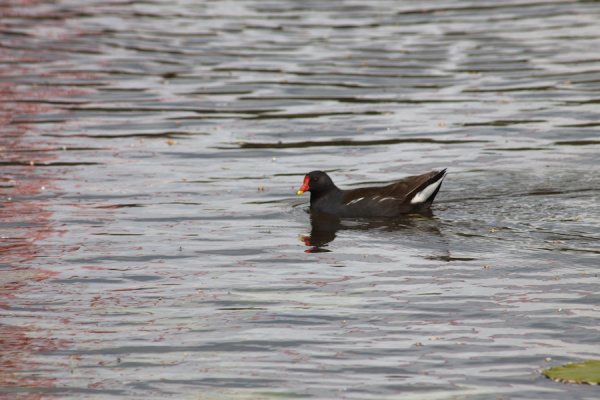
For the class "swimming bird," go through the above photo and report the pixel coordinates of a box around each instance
[297,169,446,218]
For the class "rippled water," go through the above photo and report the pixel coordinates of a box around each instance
[2,1,599,399]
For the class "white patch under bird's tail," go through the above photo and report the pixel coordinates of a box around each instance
[410,173,446,204]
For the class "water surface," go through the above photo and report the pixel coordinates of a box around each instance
[1,1,599,399]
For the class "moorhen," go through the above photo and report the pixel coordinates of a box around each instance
[297,169,446,218]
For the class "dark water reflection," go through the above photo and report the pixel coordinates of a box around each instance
[2,0,600,399]
[302,210,440,252]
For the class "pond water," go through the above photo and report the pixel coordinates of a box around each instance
[1,0,599,399]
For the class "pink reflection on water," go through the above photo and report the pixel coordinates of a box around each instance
[0,3,97,395]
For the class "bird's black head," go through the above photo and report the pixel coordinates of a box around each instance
[297,170,336,194]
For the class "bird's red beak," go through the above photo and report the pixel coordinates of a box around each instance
[297,175,310,195]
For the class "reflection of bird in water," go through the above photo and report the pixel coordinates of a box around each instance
[300,210,443,253]
[297,169,446,218]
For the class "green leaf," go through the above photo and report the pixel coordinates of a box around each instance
[543,360,600,384]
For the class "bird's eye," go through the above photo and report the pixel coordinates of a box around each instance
[312,178,318,182]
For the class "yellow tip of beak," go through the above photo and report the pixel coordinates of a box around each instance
[297,190,305,195]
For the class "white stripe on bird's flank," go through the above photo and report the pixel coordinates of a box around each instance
[347,197,364,205]
[410,178,444,204]
[377,196,395,203]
